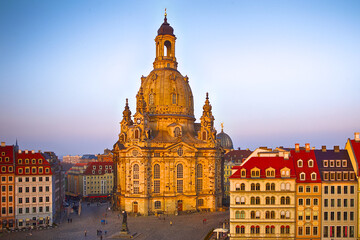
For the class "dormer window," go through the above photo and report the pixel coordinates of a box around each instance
[323,160,328,167]
[93,166,96,170]
[330,160,334,167]
[336,160,341,167]
[343,172,348,180]
[241,169,246,178]
[251,169,260,178]
[266,169,275,178]
[174,127,181,137]
[300,172,305,181]
[308,159,314,167]
[342,160,347,167]
[297,160,303,167]
[32,159,36,164]
[323,172,329,180]
[311,172,317,180]
[99,165,102,170]
[336,172,342,180]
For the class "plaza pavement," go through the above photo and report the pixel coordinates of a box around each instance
[0,202,229,240]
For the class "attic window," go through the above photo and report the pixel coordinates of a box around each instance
[336,160,341,167]
[323,160,328,167]
[93,166,96,170]
[174,127,181,137]
[342,160,347,167]
[92,170,95,174]
[300,172,305,181]
[297,160,303,167]
[39,159,42,164]
[251,169,260,178]
[241,169,246,177]
[32,159,36,164]
[311,172,317,180]
[266,170,275,177]
[330,160,334,167]
[308,160,314,167]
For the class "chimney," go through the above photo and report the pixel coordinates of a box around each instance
[18,150,22,153]
[312,147,315,150]
[238,147,240,150]
[25,150,28,154]
[334,146,340,153]
[322,146,326,152]
[284,152,289,160]
[1,142,5,147]
[32,150,35,154]
[355,132,360,142]
[305,143,310,152]
[295,143,300,152]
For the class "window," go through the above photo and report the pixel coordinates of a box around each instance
[300,173,305,180]
[285,183,290,190]
[46,186,49,192]
[324,172,329,180]
[344,186,348,194]
[343,172,348,180]
[306,226,311,235]
[251,169,260,178]
[336,226,341,237]
[39,206,43,213]
[305,198,311,206]
[330,211,334,220]
[298,198,303,205]
[149,93,154,105]
[256,183,260,191]
[298,226,303,235]
[342,160,347,167]
[311,172,317,180]
[133,181,139,194]
[313,211,318,220]
[324,186,328,194]
[240,197,245,205]
[235,225,240,234]
[306,186,311,192]
[286,197,290,204]
[305,209,311,220]
[251,183,255,191]
[25,187,29,193]
[350,211,354,220]
[39,197,43,203]
[350,186,354,194]
[281,211,285,219]
[172,93,177,104]
[153,164,160,193]
[174,127,181,137]
[25,207,29,213]
[308,159,314,167]
[25,197,29,203]
[8,185,12,191]
[46,206,49,212]
[330,160,334,167]
[39,186,43,192]
[298,160,303,167]
[331,199,335,207]
[235,211,240,219]
[313,186,318,192]
[331,186,335,194]
[241,169,246,177]
[240,183,245,191]
[19,208,23,214]
[154,201,161,209]
[298,186,303,192]
[323,160,328,167]
[281,197,285,205]
[267,183,271,191]
[133,164,139,179]
[314,198,318,205]
[350,198,354,207]
[196,164,203,192]
[324,226,328,237]
[271,197,275,205]
[177,164,183,193]
[18,198,23,204]
[32,207,36,213]
[250,197,255,205]
[324,199,328,207]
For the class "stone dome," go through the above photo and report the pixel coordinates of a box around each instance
[140,69,194,118]
[217,129,233,150]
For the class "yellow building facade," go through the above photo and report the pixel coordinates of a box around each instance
[113,14,223,215]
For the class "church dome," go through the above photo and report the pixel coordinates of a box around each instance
[217,129,233,150]
[140,69,194,117]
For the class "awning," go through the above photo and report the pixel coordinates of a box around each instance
[213,228,228,233]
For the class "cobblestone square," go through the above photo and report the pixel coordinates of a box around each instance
[0,202,229,240]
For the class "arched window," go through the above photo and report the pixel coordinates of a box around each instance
[240,211,245,219]
[236,225,240,234]
[271,225,275,234]
[271,211,275,219]
[271,197,275,205]
[286,183,290,191]
[250,225,255,234]
[255,197,260,205]
[281,197,285,205]
[153,164,160,193]
[133,164,139,179]
[134,129,140,139]
[300,172,306,180]
[174,127,181,137]
[172,93,177,104]
[235,183,240,191]
[235,196,240,204]
[286,225,290,234]
[240,197,245,204]
[149,93,154,105]
[251,197,255,205]
[281,183,285,190]
[250,211,255,219]
[266,183,270,191]
[251,183,255,191]
[202,131,207,140]
[281,225,285,234]
[265,211,270,219]
[266,197,270,204]
[240,183,245,191]
[177,164,183,193]
[255,211,260,219]
[256,183,260,191]
[280,211,285,219]
[271,183,275,190]
[298,159,303,167]
[308,159,314,167]
[285,211,290,219]
[286,197,290,205]
[196,164,203,192]
[164,40,171,57]
[235,211,240,219]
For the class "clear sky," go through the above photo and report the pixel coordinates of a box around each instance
[1,0,359,157]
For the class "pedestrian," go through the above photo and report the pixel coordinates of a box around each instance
[105,230,107,235]
[170,220,172,226]
[100,235,103,240]
[84,230,87,237]
[70,218,72,223]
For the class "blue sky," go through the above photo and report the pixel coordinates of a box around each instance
[1,0,359,157]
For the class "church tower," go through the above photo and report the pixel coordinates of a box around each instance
[113,11,223,215]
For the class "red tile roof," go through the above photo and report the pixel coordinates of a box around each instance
[83,162,114,175]
[291,149,322,183]
[0,145,15,174]
[229,156,296,179]
[350,139,360,174]
[16,151,52,175]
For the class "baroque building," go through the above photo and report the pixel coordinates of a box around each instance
[113,13,223,215]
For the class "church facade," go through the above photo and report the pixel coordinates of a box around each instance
[112,13,223,215]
